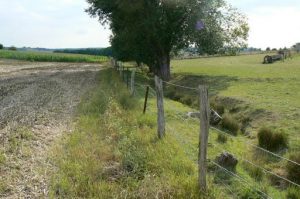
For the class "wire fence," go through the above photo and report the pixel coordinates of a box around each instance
[112,61,300,198]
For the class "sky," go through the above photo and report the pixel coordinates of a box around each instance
[0,0,299,49]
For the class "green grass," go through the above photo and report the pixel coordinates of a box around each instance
[50,65,299,198]
[170,53,300,150]
[0,50,108,63]
[50,69,223,199]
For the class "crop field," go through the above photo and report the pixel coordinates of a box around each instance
[169,53,300,150]
[0,50,108,63]
[0,59,103,198]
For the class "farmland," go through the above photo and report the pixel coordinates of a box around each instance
[50,54,300,198]
[170,53,300,149]
[0,50,107,63]
[0,59,103,198]
[0,53,299,198]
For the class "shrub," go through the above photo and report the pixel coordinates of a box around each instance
[286,152,300,184]
[220,114,239,135]
[0,44,3,50]
[217,134,227,143]
[257,127,288,151]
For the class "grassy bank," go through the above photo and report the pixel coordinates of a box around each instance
[50,69,217,198]
[49,68,299,198]
[0,50,107,63]
[168,53,300,150]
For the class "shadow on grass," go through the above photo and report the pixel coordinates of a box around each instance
[171,74,238,96]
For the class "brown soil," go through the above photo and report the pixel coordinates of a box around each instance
[0,59,102,198]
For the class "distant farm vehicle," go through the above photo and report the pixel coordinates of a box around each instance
[263,50,292,64]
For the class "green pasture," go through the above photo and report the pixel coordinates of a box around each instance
[0,50,108,63]
[170,54,300,150]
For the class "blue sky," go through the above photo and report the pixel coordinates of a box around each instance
[0,0,299,49]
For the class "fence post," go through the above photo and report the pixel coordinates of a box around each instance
[119,62,122,76]
[198,85,210,191]
[126,67,129,88]
[130,70,136,96]
[155,76,165,139]
[122,66,125,82]
[143,86,149,114]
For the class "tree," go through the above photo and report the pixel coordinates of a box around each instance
[8,46,17,51]
[0,44,3,50]
[266,47,270,51]
[87,0,249,80]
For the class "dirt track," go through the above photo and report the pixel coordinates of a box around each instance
[0,59,102,198]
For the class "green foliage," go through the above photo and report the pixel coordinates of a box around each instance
[0,50,107,63]
[220,114,240,135]
[0,44,3,49]
[286,186,300,199]
[257,127,288,151]
[86,0,249,79]
[286,152,300,184]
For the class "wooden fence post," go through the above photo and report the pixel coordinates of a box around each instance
[143,86,149,114]
[198,85,210,191]
[119,62,122,76]
[130,70,136,96]
[122,66,125,82]
[126,68,129,88]
[155,76,165,139]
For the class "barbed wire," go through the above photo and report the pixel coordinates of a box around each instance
[162,80,199,91]
[211,143,300,188]
[210,161,272,199]
[166,119,271,199]
[210,126,300,167]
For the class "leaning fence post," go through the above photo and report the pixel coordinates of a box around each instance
[143,86,149,114]
[198,85,210,191]
[130,70,136,96]
[155,76,165,139]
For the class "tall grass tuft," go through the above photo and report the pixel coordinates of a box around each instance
[257,127,288,151]
[286,152,300,184]
[220,114,240,135]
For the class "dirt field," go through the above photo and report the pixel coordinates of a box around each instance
[0,59,102,198]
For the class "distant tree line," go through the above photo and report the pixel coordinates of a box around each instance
[54,47,112,57]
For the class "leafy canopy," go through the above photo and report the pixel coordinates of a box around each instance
[86,0,249,79]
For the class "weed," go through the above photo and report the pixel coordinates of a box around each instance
[286,152,300,184]
[220,114,240,135]
[243,162,263,181]
[257,127,288,151]
[286,186,300,199]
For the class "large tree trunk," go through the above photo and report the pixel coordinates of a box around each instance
[157,54,171,81]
